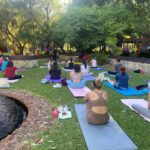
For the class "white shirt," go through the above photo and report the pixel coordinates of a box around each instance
[81,65,90,75]
[91,59,97,67]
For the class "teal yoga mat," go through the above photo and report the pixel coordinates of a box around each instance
[75,104,137,150]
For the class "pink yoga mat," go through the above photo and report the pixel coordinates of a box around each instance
[68,86,91,97]
[7,79,19,83]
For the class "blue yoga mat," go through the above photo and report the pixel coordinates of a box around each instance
[104,82,144,96]
[91,67,103,70]
[75,104,137,150]
[82,75,96,81]
[140,88,150,94]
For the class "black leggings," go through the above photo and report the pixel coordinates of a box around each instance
[134,69,141,73]
[64,67,73,69]
[8,75,22,80]
[136,84,148,90]
[107,71,118,75]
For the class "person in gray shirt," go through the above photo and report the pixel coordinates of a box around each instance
[107,59,122,75]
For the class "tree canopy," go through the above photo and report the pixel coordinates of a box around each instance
[0,0,149,54]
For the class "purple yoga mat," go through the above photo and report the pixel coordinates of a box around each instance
[68,86,91,97]
[82,75,96,81]
[45,75,62,83]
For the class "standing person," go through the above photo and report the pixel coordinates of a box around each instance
[53,49,57,61]
[49,62,61,80]
[4,61,23,80]
[84,79,109,125]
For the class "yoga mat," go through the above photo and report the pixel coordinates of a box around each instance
[45,75,62,83]
[17,68,27,72]
[82,75,96,81]
[7,79,19,83]
[145,80,150,83]
[121,99,150,122]
[104,72,132,78]
[140,88,150,94]
[74,62,82,65]
[40,66,48,69]
[62,67,73,72]
[68,86,91,97]
[104,82,144,96]
[91,67,103,70]
[75,104,137,150]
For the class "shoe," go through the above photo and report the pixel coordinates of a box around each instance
[53,83,62,88]
[22,75,24,78]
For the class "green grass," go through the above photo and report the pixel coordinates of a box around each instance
[3,60,150,150]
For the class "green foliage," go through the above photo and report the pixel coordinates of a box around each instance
[52,7,105,51]
[113,47,122,56]
[71,0,108,7]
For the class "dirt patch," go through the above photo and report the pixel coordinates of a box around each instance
[0,90,53,150]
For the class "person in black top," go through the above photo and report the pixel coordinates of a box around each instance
[64,58,74,69]
[49,61,61,79]
[52,50,57,61]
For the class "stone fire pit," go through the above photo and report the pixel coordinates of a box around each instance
[0,90,53,150]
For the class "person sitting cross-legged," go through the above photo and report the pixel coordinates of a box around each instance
[107,58,122,75]
[49,61,61,80]
[84,79,109,125]
[90,57,97,68]
[64,58,74,69]
[67,64,86,89]
[113,67,129,89]
[81,61,92,76]
[4,61,23,80]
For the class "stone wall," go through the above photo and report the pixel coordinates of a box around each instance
[59,55,79,61]
[13,60,38,68]
[109,58,150,73]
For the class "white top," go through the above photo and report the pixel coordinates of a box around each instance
[81,65,90,75]
[48,61,53,71]
[91,59,97,67]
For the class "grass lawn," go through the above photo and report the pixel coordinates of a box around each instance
[1,60,150,150]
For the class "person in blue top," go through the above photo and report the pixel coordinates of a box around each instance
[114,67,129,89]
[1,57,8,71]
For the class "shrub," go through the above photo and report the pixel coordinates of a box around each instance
[137,51,150,58]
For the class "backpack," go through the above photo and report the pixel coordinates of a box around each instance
[61,78,68,86]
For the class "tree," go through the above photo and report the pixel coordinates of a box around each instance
[71,0,109,7]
